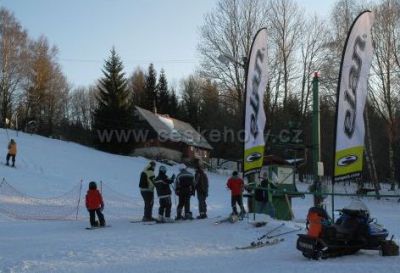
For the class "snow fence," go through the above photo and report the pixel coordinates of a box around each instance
[0,178,144,220]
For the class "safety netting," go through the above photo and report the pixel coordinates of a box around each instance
[0,178,144,221]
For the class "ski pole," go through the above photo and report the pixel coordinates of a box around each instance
[257,223,285,241]
[266,226,302,239]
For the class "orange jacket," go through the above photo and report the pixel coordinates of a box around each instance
[8,142,17,155]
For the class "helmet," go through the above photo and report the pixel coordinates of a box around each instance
[159,166,167,173]
[89,181,97,190]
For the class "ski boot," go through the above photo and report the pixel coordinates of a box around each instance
[184,212,194,220]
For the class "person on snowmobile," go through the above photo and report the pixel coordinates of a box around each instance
[306,205,330,238]
[85,181,106,227]
[174,164,195,220]
[194,160,209,219]
[6,139,17,167]
[227,171,246,217]
[139,161,156,221]
[154,165,175,223]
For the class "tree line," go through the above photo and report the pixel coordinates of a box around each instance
[1,0,400,187]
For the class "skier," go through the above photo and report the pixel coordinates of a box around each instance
[154,165,175,223]
[175,164,195,220]
[139,161,156,221]
[6,139,17,167]
[226,171,246,218]
[194,161,209,219]
[85,181,106,227]
[254,178,276,216]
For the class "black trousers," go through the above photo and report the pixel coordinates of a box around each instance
[197,193,207,215]
[231,195,245,215]
[158,196,172,218]
[6,153,15,165]
[141,191,154,219]
[88,208,105,227]
[177,194,191,216]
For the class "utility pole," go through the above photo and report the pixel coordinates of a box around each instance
[312,72,322,206]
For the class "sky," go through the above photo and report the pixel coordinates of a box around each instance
[0,0,334,89]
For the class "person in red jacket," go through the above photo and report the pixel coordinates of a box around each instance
[226,171,246,217]
[86,181,106,227]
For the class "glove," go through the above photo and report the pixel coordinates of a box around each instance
[101,204,104,211]
[171,174,176,180]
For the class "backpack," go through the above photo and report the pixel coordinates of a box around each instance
[139,172,148,188]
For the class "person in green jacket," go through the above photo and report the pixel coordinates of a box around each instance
[139,161,156,221]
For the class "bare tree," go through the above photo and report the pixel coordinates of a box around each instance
[267,0,304,107]
[129,67,146,108]
[20,36,69,136]
[0,7,29,125]
[298,15,329,117]
[198,0,268,113]
[369,0,400,189]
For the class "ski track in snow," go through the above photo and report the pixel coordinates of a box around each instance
[0,129,399,273]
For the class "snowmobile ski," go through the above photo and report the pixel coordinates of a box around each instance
[236,238,284,250]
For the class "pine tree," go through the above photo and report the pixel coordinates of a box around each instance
[169,88,179,116]
[157,69,170,114]
[93,48,134,154]
[144,63,157,111]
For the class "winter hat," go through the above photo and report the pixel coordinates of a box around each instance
[232,171,238,177]
[89,181,97,190]
[159,165,167,173]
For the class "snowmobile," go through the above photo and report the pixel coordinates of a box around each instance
[296,200,399,259]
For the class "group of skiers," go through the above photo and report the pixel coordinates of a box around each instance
[138,160,209,222]
[85,160,247,227]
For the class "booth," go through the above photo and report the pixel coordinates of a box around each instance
[245,156,304,220]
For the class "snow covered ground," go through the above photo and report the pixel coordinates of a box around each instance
[0,129,399,273]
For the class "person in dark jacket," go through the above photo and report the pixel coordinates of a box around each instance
[175,165,195,220]
[139,161,156,221]
[154,165,175,223]
[195,162,209,219]
[254,177,278,216]
[85,181,106,227]
[226,171,245,217]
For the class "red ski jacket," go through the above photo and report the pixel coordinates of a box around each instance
[227,177,244,196]
[86,189,104,210]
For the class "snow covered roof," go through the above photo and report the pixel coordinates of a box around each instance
[135,106,213,150]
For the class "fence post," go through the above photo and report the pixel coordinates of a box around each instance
[75,179,83,221]
[0,178,5,188]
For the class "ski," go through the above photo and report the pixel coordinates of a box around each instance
[235,238,284,250]
[85,225,111,230]
[214,215,240,224]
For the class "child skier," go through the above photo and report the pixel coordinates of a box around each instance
[6,139,17,167]
[154,166,175,223]
[85,181,106,228]
[226,171,246,218]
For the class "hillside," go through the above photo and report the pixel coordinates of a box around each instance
[0,129,399,273]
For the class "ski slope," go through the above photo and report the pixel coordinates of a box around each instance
[0,129,399,273]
